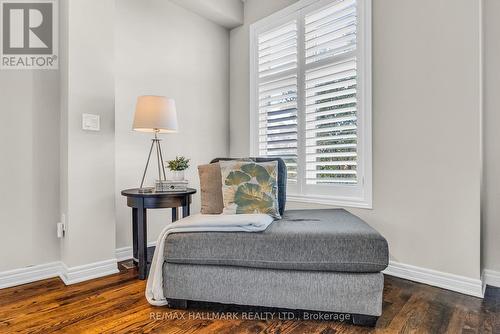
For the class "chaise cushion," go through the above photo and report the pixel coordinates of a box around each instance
[164,209,389,273]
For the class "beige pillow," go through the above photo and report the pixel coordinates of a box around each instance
[198,163,224,214]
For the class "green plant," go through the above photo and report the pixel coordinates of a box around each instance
[167,156,190,171]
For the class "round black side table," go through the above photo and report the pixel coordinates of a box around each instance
[121,188,197,279]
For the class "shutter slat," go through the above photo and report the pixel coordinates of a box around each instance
[260,120,297,130]
[306,97,357,112]
[259,45,297,64]
[264,130,298,138]
[306,151,357,158]
[267,117,297,126]
[306,143,357,150]
[307,170,357,176]
[305,124,357,136]
[306,43,356,64]
[306,24,356,49]
[261,101,297,113]
[307,160,357,166]
[259,24,296,46]
[306,178,357,184]
[305,32,356,55]
[259,61,297,79]
[260,85,297,99]
[306,66,356,87]
[265,151,298,156]
[305,59,356,81]
[259,93,297,108]
[259,76,297,93]
[305,115,357,128]
[305,0,356,31]
[261,138,298,145]
[306,79,356,96]
[261,125,297,135]
[306,107,356,120]
[306,88,356,105]
[261,110,297,121]
[306,15,356,42]
[265,143,299,150]
[259,37,297,58]
[259,53,297,71]
[259,97,297,110]
[306,133,356,144]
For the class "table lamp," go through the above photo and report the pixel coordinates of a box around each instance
[133,96,178,190]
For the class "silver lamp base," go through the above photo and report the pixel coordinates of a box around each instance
[140,131,167,189]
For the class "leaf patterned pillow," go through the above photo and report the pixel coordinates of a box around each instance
[219,160,280,219]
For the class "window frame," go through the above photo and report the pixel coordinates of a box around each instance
[250,0,372,209]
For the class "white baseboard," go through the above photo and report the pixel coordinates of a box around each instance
[59,259,119,285]
[0,262,62,289]
[0,259,119,289]
[384,260,484,298]
[115,241,157,262]
[116,246,134,262]
[0,255,491,299]
[482,269,500,289]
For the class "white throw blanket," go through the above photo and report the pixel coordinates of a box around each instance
[146,213,274,306]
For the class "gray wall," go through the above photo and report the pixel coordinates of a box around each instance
[0,72,60,272]
[115,0,230,248]
[59,0,116,267]
[483,0,500,272]
[230,0,482,279]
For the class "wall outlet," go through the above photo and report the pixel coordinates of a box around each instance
[57,214,66,238]
[57,223,65,238]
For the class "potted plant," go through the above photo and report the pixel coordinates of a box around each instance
[167,156,190,181]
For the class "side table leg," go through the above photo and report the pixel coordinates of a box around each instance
[137,205,148,280]
[182,202,190,218]
[172,207,178,222]
[132,208,138,264]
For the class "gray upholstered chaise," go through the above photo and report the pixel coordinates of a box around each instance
[162,158,388,327]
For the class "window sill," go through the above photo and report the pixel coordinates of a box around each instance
[286,195,373,210]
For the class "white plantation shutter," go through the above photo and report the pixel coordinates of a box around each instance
[257,20,299,182]
[251,0,372,207]
[305,0,358,185]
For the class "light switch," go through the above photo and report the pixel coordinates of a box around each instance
[82,113,100,131]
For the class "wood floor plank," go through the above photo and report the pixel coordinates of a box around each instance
[0,265,498,334]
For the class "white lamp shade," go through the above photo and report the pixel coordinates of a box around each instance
[133,96,178,133]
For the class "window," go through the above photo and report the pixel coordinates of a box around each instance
[250,0,372,208]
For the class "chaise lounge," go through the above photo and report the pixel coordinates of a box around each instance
[162,158,389,327]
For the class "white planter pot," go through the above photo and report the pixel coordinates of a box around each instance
[171,170,185,181]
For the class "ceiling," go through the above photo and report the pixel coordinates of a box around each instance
[171,0,244,29]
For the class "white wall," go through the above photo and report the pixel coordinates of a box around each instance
[115,0,230,248]
[0,71,60,272]
[60,0,116,267]
[483,0,500,272]
[230,0,482,280]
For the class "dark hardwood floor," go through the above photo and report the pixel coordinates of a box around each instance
[0,263,498,333]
